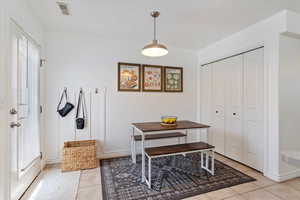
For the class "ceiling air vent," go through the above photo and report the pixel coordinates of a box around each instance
[57,1,70,16]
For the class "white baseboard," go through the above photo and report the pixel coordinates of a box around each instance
[265,169,300,182]
[98,150,131,159]
[45,158,61,164]
[46,150,131,164]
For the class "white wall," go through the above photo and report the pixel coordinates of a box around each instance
[197,10,300,181]
[279,35,300,175]
[0,0,45,199]
[44,32,198,163]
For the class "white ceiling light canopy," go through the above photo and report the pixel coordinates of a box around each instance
[142,11,168,57]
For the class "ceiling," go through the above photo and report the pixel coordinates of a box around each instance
[27,0,300,50]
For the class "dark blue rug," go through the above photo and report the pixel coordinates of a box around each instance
[100,154,255,200]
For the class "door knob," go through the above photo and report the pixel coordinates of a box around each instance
[233,113,236,116]
[10,122,21,128]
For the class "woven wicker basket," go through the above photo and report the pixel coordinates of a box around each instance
[62,140,97,172]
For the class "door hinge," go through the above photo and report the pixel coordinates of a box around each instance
[40,152,43,159]
[40,105,43,114]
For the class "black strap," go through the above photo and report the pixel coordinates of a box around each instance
[57,88,68,111]
[76,89,85,119]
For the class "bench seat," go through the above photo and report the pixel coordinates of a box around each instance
[134,132,186,141]
[145,142,215,157]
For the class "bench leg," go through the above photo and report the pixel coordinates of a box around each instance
[201,150,215,176]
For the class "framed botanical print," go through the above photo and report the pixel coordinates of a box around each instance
[118,62,141,91]
[142,65,163,92]
[164,66,183,92]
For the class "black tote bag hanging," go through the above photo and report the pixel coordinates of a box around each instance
[76,89,85,130]
[57,88,74,117]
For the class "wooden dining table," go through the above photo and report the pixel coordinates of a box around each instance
[131,120,210,183]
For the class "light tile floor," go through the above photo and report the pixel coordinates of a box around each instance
[22,154,300,200]
[21,164,80,200]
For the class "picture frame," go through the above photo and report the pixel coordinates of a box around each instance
[118,62,141,92]
[142,65,163,92]
[164,66,183,92]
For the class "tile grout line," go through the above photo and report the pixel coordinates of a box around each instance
[264,184,300,200]
[75,170,82,200]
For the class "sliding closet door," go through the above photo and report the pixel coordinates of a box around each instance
[224,55,244,161]
[243,48,264,171]
[211,61,226,154]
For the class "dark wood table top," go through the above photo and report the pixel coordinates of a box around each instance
[145,142,215,157]
[132,120,210,132]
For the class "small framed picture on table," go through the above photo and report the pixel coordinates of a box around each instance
[118,62,141,92]
[164,66,183,92]
[142,65,163,92]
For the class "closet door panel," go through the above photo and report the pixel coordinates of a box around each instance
[243,48,264,171]
[212,118,225,154]
[225,55,243,161]
[200,66,212,143]
[211,61,226,154]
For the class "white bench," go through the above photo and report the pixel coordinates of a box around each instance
[144,142,215,189]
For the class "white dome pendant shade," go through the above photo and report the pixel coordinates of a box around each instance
[142,11,168,57]
[142,40,168,57]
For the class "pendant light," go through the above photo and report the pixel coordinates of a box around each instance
[142,11,168,57]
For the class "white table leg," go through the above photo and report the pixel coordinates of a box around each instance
[148,156,152,188]
[206,127,209,143]
[201,152,204,169]
[141,131,145,182]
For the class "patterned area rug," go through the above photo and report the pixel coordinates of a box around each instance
[100,154,255,200]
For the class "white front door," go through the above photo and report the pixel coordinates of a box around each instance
[9,22,41,200]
